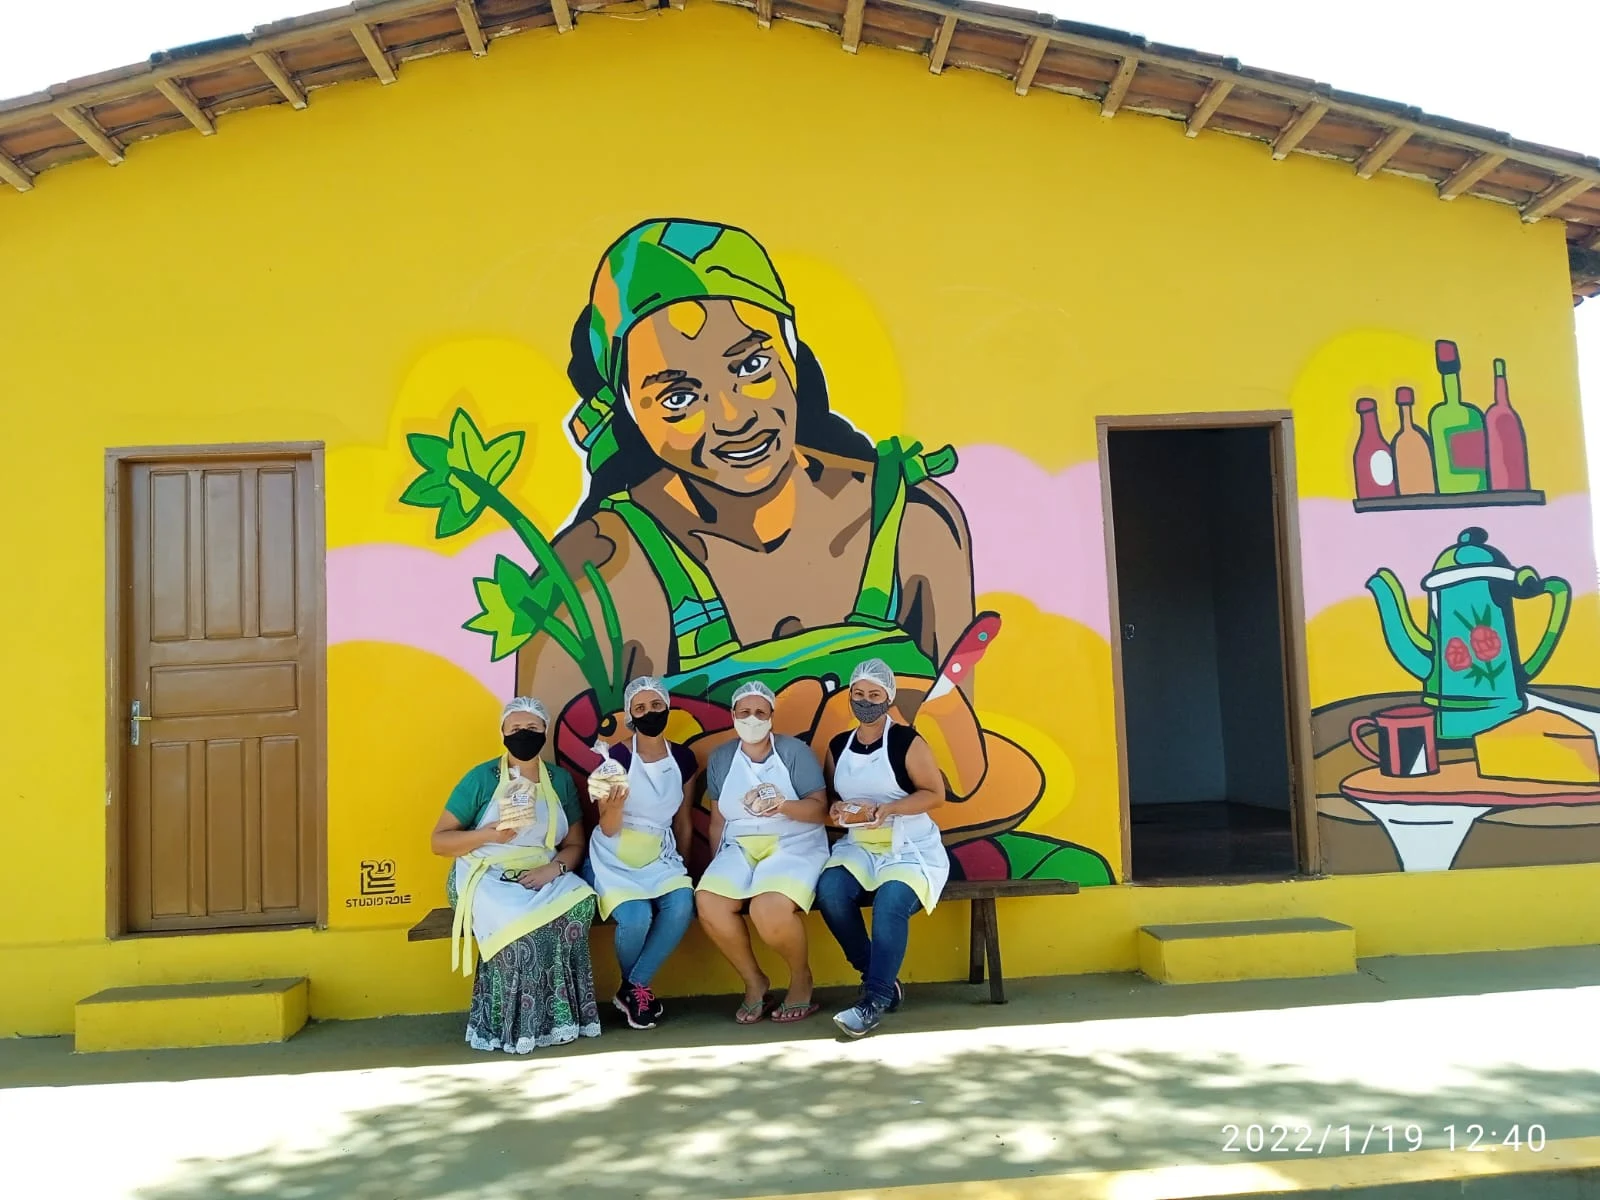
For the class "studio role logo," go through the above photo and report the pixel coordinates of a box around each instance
[347,859,411,908]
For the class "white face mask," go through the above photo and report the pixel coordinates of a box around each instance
[734,715,772,745]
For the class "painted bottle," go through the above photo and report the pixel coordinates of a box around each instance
[1428,340,1487,494]
[1353,398,1397,499]
[1391,387,1435,496]
[1484,357,1530,491]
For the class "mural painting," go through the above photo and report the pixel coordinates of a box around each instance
[1313,338,1600,873]
[399,219,1114,886]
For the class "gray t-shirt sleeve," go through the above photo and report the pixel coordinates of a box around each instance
[778,735,826,797]
[705,741,734,802]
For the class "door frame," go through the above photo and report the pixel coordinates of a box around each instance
[1096,411,1321,882]
[104,442,329,938]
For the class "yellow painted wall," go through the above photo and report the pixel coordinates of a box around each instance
[0,2,1593,1036]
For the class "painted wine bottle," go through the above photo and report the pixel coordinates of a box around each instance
[1484,357,1530,491]
[1391,387,1435,495]
[1428,340,1487,494]
[1353,398,1397,499]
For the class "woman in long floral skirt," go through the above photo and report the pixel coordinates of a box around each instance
[432,697,602,1052]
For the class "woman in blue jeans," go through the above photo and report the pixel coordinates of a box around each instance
[584,677,699,1029]
[818,659,951,1038]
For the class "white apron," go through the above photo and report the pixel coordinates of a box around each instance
[826,729,950,912]
[450,757,594,975]
[587,739,693,919]
[696,738,830,911]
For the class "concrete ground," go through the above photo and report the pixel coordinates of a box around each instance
[3,946,1599,1200]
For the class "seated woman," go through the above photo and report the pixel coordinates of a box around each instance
[430,697,600,1053]
[818,658,950,1038]
[585,676,698,1031]
[696,681,831,1024]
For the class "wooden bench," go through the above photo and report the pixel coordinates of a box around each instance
[408,877,1078,1005]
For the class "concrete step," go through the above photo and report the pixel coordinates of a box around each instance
[74,977,308,1053]
[1138,917,1356,984]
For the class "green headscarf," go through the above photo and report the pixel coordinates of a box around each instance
[568,220,795,474]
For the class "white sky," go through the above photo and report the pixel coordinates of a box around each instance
[2,0,1596,475]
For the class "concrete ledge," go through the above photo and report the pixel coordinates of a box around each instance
[74,978,308,1053]
[1139,917,1356,984]
[750,1135,1600,1199]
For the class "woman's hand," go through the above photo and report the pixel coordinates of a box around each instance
[859,801,896,829]
[516,864,562,890]
[597,784,627,813]
[481,825,519,846]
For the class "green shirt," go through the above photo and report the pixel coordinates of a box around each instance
[445,758,583,830]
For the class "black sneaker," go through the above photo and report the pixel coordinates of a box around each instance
[647,991,667,1023]
[887,980,904,1013]
[614,983,659,1030]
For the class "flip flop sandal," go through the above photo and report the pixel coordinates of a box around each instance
[770,1001,820,1023]
[735,996,774,1025]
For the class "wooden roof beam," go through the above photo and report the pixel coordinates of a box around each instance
[1439,150,1506,200]
[54,106,123,164]
[551,0,574,33]
[1521,176,1592,223]
[455,0,488,56]
[1185,78,1232,137]
[0,149,35,192]
[250,51,307,109]
[929,14,957,74]
[842,0,865,54]
[1355,126,1410,179]
[153,78,215,134]
[1100,56,1138,118]
[351,23,397,84]
[1015,36,1047,97]
[755,0,772,28]
[1272,99,1327,160]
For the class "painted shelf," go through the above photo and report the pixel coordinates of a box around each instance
[1352,489,1545,513]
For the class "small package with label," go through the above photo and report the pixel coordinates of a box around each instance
[587,742,629,802]
[497,767,538,831]
[744,782,783,816]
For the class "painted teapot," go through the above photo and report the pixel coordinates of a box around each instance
[1366,527,1570,743]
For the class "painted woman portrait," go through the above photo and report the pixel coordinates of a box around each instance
[509,219,1109,884]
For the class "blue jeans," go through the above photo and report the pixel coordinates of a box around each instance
[815,866,921,1008]
[610,889,695,988]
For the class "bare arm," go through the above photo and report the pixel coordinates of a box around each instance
[596,784,626,838]
[707,805,726,852]
[674,776,696,862]
[776,788,830,825]
[430,810,512,857]
[879,736,945,819]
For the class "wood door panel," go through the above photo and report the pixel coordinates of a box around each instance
[121,453,322,933]
[150,661,300,717]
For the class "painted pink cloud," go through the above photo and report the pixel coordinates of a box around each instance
[327,531,524,698]
[941,445,1112,640]
[1296,494,1598,621]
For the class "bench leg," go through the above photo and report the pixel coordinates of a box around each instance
[981,897,1006,1004]
[968,899,987,984]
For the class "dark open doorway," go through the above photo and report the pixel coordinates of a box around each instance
[1101,416,1313,882]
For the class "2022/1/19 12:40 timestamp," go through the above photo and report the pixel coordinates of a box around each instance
[1220,1124,1548,1154]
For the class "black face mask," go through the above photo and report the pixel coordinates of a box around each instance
[631,709,671,738]
[503,729,546,761]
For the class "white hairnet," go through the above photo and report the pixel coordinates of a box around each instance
[849,658,897,700]
[501,696,549,726]
[624,676,671,712]
[730,680,776,710]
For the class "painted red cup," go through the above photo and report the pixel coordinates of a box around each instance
[1349,704,1439,777]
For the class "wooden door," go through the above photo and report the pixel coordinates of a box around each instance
[118,451,323,932]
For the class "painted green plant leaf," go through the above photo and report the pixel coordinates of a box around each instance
[401,430,485,538]
[994,831,1114,887]
[447,409,523,488]
[464,556,539,660]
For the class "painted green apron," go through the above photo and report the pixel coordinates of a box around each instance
[604,437,957,703]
